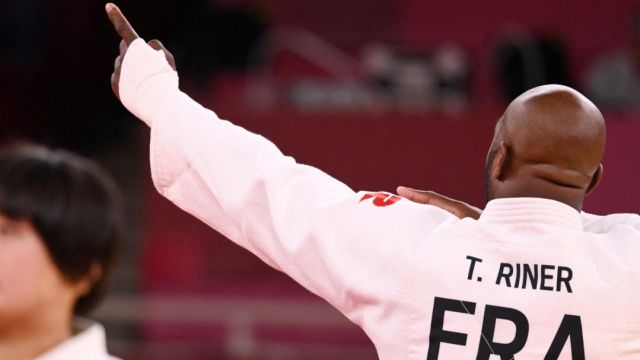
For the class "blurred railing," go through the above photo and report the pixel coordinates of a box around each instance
[95,293,376,360]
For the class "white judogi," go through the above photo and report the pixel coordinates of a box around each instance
[35,318,119,360]
[120,39,640,359]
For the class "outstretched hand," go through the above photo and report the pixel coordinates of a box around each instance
[396,186,482,219]
[105,3,176,99]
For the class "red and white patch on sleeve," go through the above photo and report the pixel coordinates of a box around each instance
[359,192,402,207]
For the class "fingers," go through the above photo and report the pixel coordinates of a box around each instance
[147,39,177,71]
[397,187,452,210]
[106,5,176,100]
[147,39,162,50]
[114,55,122,69]
[111,55,123,99]
[111,72,119,99]
[396,186,439,204]
[106,3,139,45]
[396,186,482,219]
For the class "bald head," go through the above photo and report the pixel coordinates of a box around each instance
[485,85,606,210]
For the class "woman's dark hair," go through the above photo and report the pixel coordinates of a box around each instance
[0,143,124,315]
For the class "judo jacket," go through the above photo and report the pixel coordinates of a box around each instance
[119,39,640,359]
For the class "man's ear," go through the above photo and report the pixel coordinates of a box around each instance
[585,164,603,195]
[491,142,511,181]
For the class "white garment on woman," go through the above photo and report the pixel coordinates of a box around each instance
[35,318,118,360]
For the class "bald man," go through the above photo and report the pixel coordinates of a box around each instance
[395,87,638,231]
[396,85,605,214]
[106,4,640,359]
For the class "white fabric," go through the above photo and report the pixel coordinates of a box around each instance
[120,38,640,359]
[35,318,118,360]
[581,211,640,233]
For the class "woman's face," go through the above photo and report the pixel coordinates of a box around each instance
[0,213,76,334]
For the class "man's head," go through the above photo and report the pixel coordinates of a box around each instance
[0,144,124,327]
[484,84,606,211]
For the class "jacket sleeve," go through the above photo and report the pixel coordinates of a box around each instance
[119,39,457,326]
[581,212,640,233]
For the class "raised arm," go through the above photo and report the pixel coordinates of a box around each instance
[105,4,456,330]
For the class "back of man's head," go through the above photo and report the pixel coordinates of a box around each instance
[484,84,605,211]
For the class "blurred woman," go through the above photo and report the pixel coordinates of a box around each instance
[0,144,124,360]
